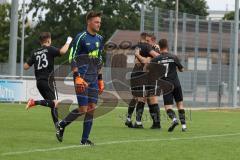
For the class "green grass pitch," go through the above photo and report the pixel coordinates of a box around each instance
[1,103,240,160]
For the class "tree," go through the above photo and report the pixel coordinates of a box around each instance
[0,3,10,62]
[223,11,236,20]
[151,0,209,17]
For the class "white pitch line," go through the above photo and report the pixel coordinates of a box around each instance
[2,132,240,156]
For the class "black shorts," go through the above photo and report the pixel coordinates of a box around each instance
[145,85,161,97]
[163,85,183,105]
[130,71,146,97]
[130,71,163,97]
[37,80,57,100]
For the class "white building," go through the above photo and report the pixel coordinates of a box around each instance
[207,10,233,20]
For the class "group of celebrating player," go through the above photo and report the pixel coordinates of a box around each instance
[125,32,187,132]
[23,10,187,146]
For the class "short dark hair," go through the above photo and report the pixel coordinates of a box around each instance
[140,32,148,40]
[39,32,51,44]
[86,11,102,21]
[159,39,168,49]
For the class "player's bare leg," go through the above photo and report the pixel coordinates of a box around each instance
[165,105,179,132]
[176,101,187,131]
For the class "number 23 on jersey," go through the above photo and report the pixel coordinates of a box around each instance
[36,53,48,70]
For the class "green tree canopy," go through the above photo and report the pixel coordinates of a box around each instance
[0,3,11,62]
[151,0,209,16]
[222,11,239,20]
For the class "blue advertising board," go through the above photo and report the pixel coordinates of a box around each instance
[0,79,25,102]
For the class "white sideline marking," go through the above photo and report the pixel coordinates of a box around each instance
[2,132,240,156]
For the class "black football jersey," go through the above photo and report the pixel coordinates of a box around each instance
[136,42,153,58]
[151,52,183,86]
[26,46,60,81]
[133,42,154,72]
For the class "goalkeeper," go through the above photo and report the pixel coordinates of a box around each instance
[56,11,104,146]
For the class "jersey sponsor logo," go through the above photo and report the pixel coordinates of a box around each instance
[86,43,91,46]
[158,59,174,64]
[34,49,48,56]
[89,49,99,58]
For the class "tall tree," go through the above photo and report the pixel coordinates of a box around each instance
[151,0,209,17]
[0,3,11,62]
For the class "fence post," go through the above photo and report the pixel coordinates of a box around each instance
[206,17,212,107]
[169,10,174,53]
[154,7,159,41]
[140,4,145,32]
[218,20,223,107]
[181,13,186,66]
[233,0,239,107]
[228,22,234,106]
[180,13,186,89]
[8,0,19,76]
[193,15,199,105]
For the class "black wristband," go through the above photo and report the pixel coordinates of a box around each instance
[98,74,102,80]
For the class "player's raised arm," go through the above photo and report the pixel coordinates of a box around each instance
[59,36,73,55]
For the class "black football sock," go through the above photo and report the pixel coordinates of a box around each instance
[149,104,160,125]
[51,107,58,125]
[82,113,93,142]
[35,100,55,108]
[136,102,145,123]
[166,109,177,120]
[178,109,186,125]
[127,98,137,119]
[59,108,84,128]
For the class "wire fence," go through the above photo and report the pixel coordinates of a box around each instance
[141,7,239,107]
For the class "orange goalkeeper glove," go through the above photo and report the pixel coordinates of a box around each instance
[98,74,104,95]
[74,72,88,94]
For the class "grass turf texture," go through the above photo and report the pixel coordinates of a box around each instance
[1,103,240,160]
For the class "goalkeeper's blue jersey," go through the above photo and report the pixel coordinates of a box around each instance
[69,30,103,76]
